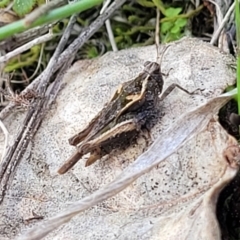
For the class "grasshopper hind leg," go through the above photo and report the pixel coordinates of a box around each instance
[58,151,84,174]
[85,147,102,167]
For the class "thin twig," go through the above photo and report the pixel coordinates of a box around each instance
[100,0,118,52]
[100,0,111,13]
[24,0,68,26]
[105,20,118,51]
[36,17,76,93]
[44,15,78,103]
[210,2,235,45]
[206,0,223,24]
[0,33,55,63]
[5,75,15,97]
[28,42,45,81]
[4,2,14,12]
[0,120,9,162]
[0,102,15,120]
[0,24,54,51]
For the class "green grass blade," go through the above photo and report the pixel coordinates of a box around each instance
[0,0,103,40]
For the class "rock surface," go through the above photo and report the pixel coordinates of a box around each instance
[0,38,238,239]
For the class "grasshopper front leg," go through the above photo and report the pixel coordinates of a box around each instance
[159,83,202,102]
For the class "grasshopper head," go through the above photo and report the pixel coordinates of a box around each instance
[143,61,160,74]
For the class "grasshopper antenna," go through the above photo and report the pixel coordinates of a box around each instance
[155,8,160,63]
[155,8,170,66]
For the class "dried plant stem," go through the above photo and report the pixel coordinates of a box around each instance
[100,0,118,52]
[155,8,160,62]
[24,0,67,26]
[28,43,45,81]
[210,2,235,45]
[0,33,55,63]
[0,120,9,162]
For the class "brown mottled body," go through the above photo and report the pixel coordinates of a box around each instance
[58,61,163,174]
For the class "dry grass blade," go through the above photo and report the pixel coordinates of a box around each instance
[0,119,9,162]
[210,2,235,45]
[0,33,55,63]
[100,0,118,51]
[24,0,67,26]
[155,8,160,61]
